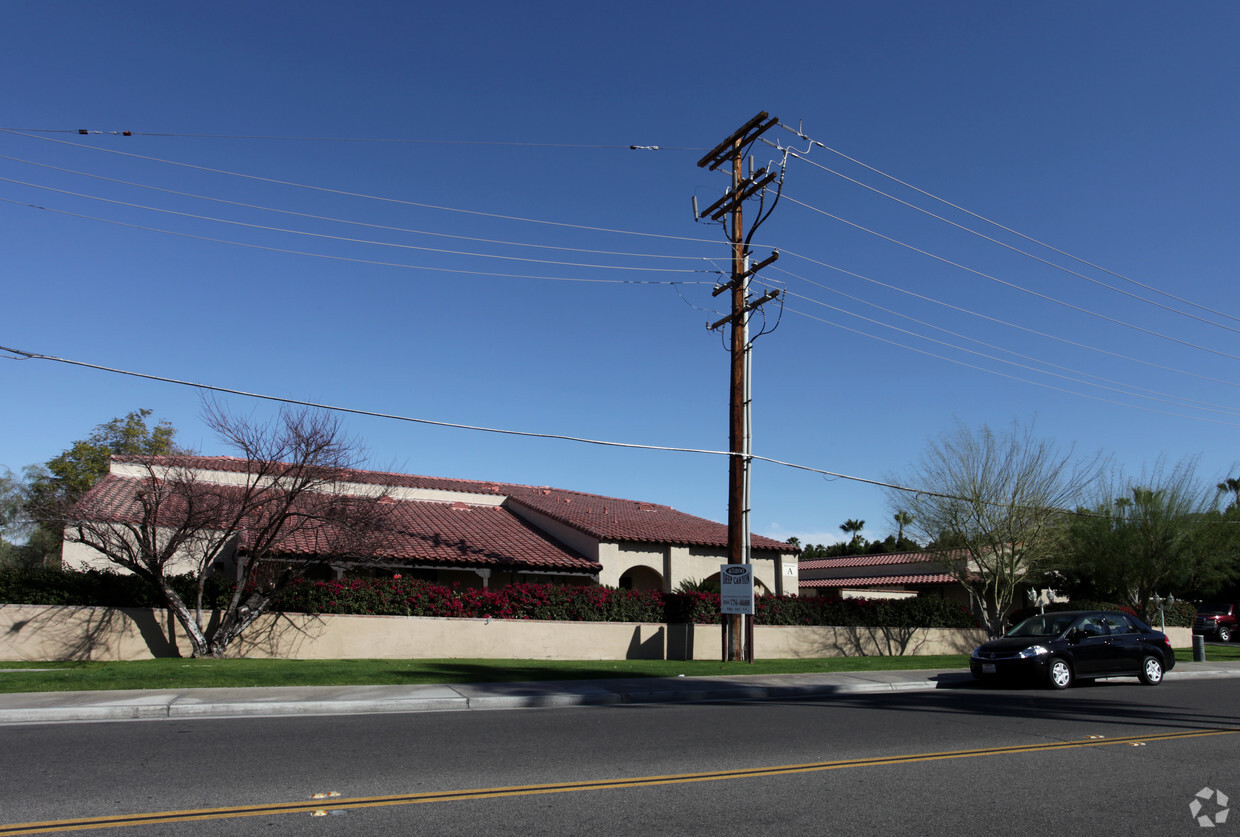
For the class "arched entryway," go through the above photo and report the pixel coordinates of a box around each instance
[618,565,664,591]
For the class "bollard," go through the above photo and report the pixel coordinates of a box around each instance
[1193,634,1206,662]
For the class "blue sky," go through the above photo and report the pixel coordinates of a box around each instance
[2,1,1239,548]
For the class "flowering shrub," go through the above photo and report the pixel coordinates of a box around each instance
[2,568,976,629]
[274,578,978,628]
[273,578,671,622]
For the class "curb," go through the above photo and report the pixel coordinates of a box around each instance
[1,664,1236,725]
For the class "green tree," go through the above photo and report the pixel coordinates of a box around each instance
[1216,476,1240,511]
[0,467,26,567]
[25,410,187,565]
[887,419,1101,637]
[839,519,865,546]
[39,410,183,501]
[0,467,24,542]
[1,464,66,568]
[893,510,913,543]
[1067,461,1236,613]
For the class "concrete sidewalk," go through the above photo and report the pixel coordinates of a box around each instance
[2,660,1238,725]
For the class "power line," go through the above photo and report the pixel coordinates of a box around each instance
[775,250,1240,390]
[774,284,1240,418]
[0,341,1180,519]
[776,122,1240,329]
[782,193,1240,364]
[0,152,712,263]
[0,196,713,286]
[769,267,1240,416]
[0,129,721,246]
[0,340,1154,531]
[771,304,1240,427]
[4,126,707,151]
[0,176,718,276]
[0,342,949,499]
[773,141,1240,336]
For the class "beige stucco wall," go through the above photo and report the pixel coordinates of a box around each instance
[61,530,240,578]
[61,539,118,573]
[599,542,796,596]
[3,603,997,662]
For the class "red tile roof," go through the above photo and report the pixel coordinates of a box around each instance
[77,474,600,573]
[110,455,797,553]
[800,574,958,588]
[311,494,598,571]
[798,552,949,570]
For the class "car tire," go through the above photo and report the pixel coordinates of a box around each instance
[1138,655,1164,686]
[1219,626,1233,643]
[1047,657,1074,690]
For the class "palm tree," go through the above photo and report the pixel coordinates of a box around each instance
[839,519,865,545]
[1216,477,1240,510]
[893,511,913,543]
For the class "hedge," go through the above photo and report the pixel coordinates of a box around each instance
[0,568,980,629]
[0,567,232,610]
[1010,598,1196,629]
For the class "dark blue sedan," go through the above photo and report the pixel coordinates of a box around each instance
[970,610,1175,689]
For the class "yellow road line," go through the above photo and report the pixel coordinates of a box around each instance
[3,727,1236,835]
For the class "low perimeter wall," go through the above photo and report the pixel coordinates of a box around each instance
[0,604,1002,661]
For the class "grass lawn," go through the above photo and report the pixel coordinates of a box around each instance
[1,644,1234,694]
[0,654,973,693]
[1176,643,1240,663]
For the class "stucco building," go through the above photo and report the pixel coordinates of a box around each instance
[64,455,800,595]
[798,551,969,605]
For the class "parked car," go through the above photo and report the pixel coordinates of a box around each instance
[1193,603,1240,642]
[970,610,1175,689]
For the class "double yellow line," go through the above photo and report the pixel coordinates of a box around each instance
[4,727,1235,835]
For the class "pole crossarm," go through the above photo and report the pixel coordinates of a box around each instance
[696,111,777,171]
[697,169,777,220]
[707,289,781,331]
[691,112,785,665]
[712,250,779,297]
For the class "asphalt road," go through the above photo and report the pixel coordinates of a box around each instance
[1,677,1237,836]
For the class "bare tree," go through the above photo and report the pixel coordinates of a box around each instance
[887,420,1101,637]
[59,404,391,658]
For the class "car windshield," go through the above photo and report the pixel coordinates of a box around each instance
[1197,604,1231,616]
[1006,615,1074,637]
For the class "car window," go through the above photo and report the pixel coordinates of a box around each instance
[1101,614,1132,635]
[1076,615,1109,637]
[1008,615,1077,637]
[1008,616,1053,637]
[1050,618,1072,635]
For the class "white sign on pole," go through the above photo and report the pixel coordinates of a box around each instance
[720,564,754,615]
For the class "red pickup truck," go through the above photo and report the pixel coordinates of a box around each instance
[1193,603,1240,642]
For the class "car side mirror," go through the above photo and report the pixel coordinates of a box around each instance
[1068,628,1085,643]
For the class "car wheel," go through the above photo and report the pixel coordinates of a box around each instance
[1219,626,1233,643]
[1138,655,1164,686]
[1047,657,1074,690]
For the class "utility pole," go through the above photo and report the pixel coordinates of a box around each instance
[695,112,782,663]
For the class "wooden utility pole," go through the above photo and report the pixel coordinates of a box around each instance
[696,112,781,662]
